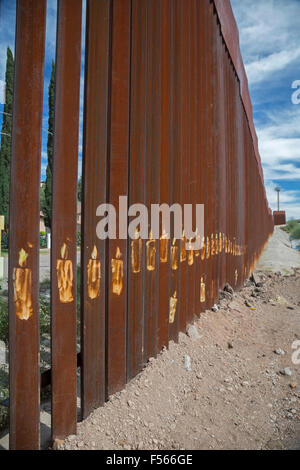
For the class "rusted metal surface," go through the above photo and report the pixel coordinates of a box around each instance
[157,0,171,350]
[273,211,286,226]
[8,0,46,450]
[51,0,82,440]
[7,0,274,448]
[81,0,111,419]
[214,0,265,190]
[106,0,131,397]
[143,0,161,362]
[168,0,182,343]
[127,0,147,381]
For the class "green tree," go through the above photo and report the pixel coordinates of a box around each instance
[287,219,297,233]
[43,61,55,229]
[0,47,14,226]
[78,175,82,202]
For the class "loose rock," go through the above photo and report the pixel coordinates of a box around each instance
[280,368,292,377]
[186,325,201,340]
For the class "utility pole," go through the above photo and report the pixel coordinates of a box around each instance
[275,186,281,211]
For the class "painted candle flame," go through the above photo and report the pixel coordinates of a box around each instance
[91,245,98,260]
[19,248,28,268]
[61,243,68,260]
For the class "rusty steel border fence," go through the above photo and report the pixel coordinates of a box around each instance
[6,0,274,449]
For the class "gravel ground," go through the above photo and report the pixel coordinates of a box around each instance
[58,268,300,451]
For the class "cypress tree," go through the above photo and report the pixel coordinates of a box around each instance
[43,60,55,229]
[0,47,14,226]
[78,175,82,202]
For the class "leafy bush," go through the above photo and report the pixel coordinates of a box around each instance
[1,232,8,250]
[77,231,81,246]
[291,224,300,240]
[0,298,8,346]
[40,299,50,337]
[286,219,298,232]
[40,233,47,248]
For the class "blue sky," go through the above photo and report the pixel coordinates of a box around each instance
[231,0,300,219]
[0,0,299,219]
[0,0,86,180]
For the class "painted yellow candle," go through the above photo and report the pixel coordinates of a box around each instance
[195,234,201,257]
[206,236,210,259]
[211,233,215,256]
[219,232,223,253]
[57,243,74,303]
[180,231,187,262]
[146,232,156,271]
[111,246,124,295]
[200,277,205,303]
[188,239,194,266]
[14,248,33,320]
[160,230,169,263]
[131,228,142,273]
[169,291,177,324]
[87,245,101,299]
[171,238,179,271]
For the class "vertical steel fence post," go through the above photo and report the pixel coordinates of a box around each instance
[51,0,82,441]
[9,0,46,450]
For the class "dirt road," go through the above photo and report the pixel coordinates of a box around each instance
[256,226,300,274]
[59,229,300,451]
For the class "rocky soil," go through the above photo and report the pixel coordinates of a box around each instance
[59,269,300,451]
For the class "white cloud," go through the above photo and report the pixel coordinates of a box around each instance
[255,107,300,177]
[231,0,300,87]
[231,0,300,62]
[246,48,300,85]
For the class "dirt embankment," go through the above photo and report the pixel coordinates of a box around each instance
[58,266,300,451]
